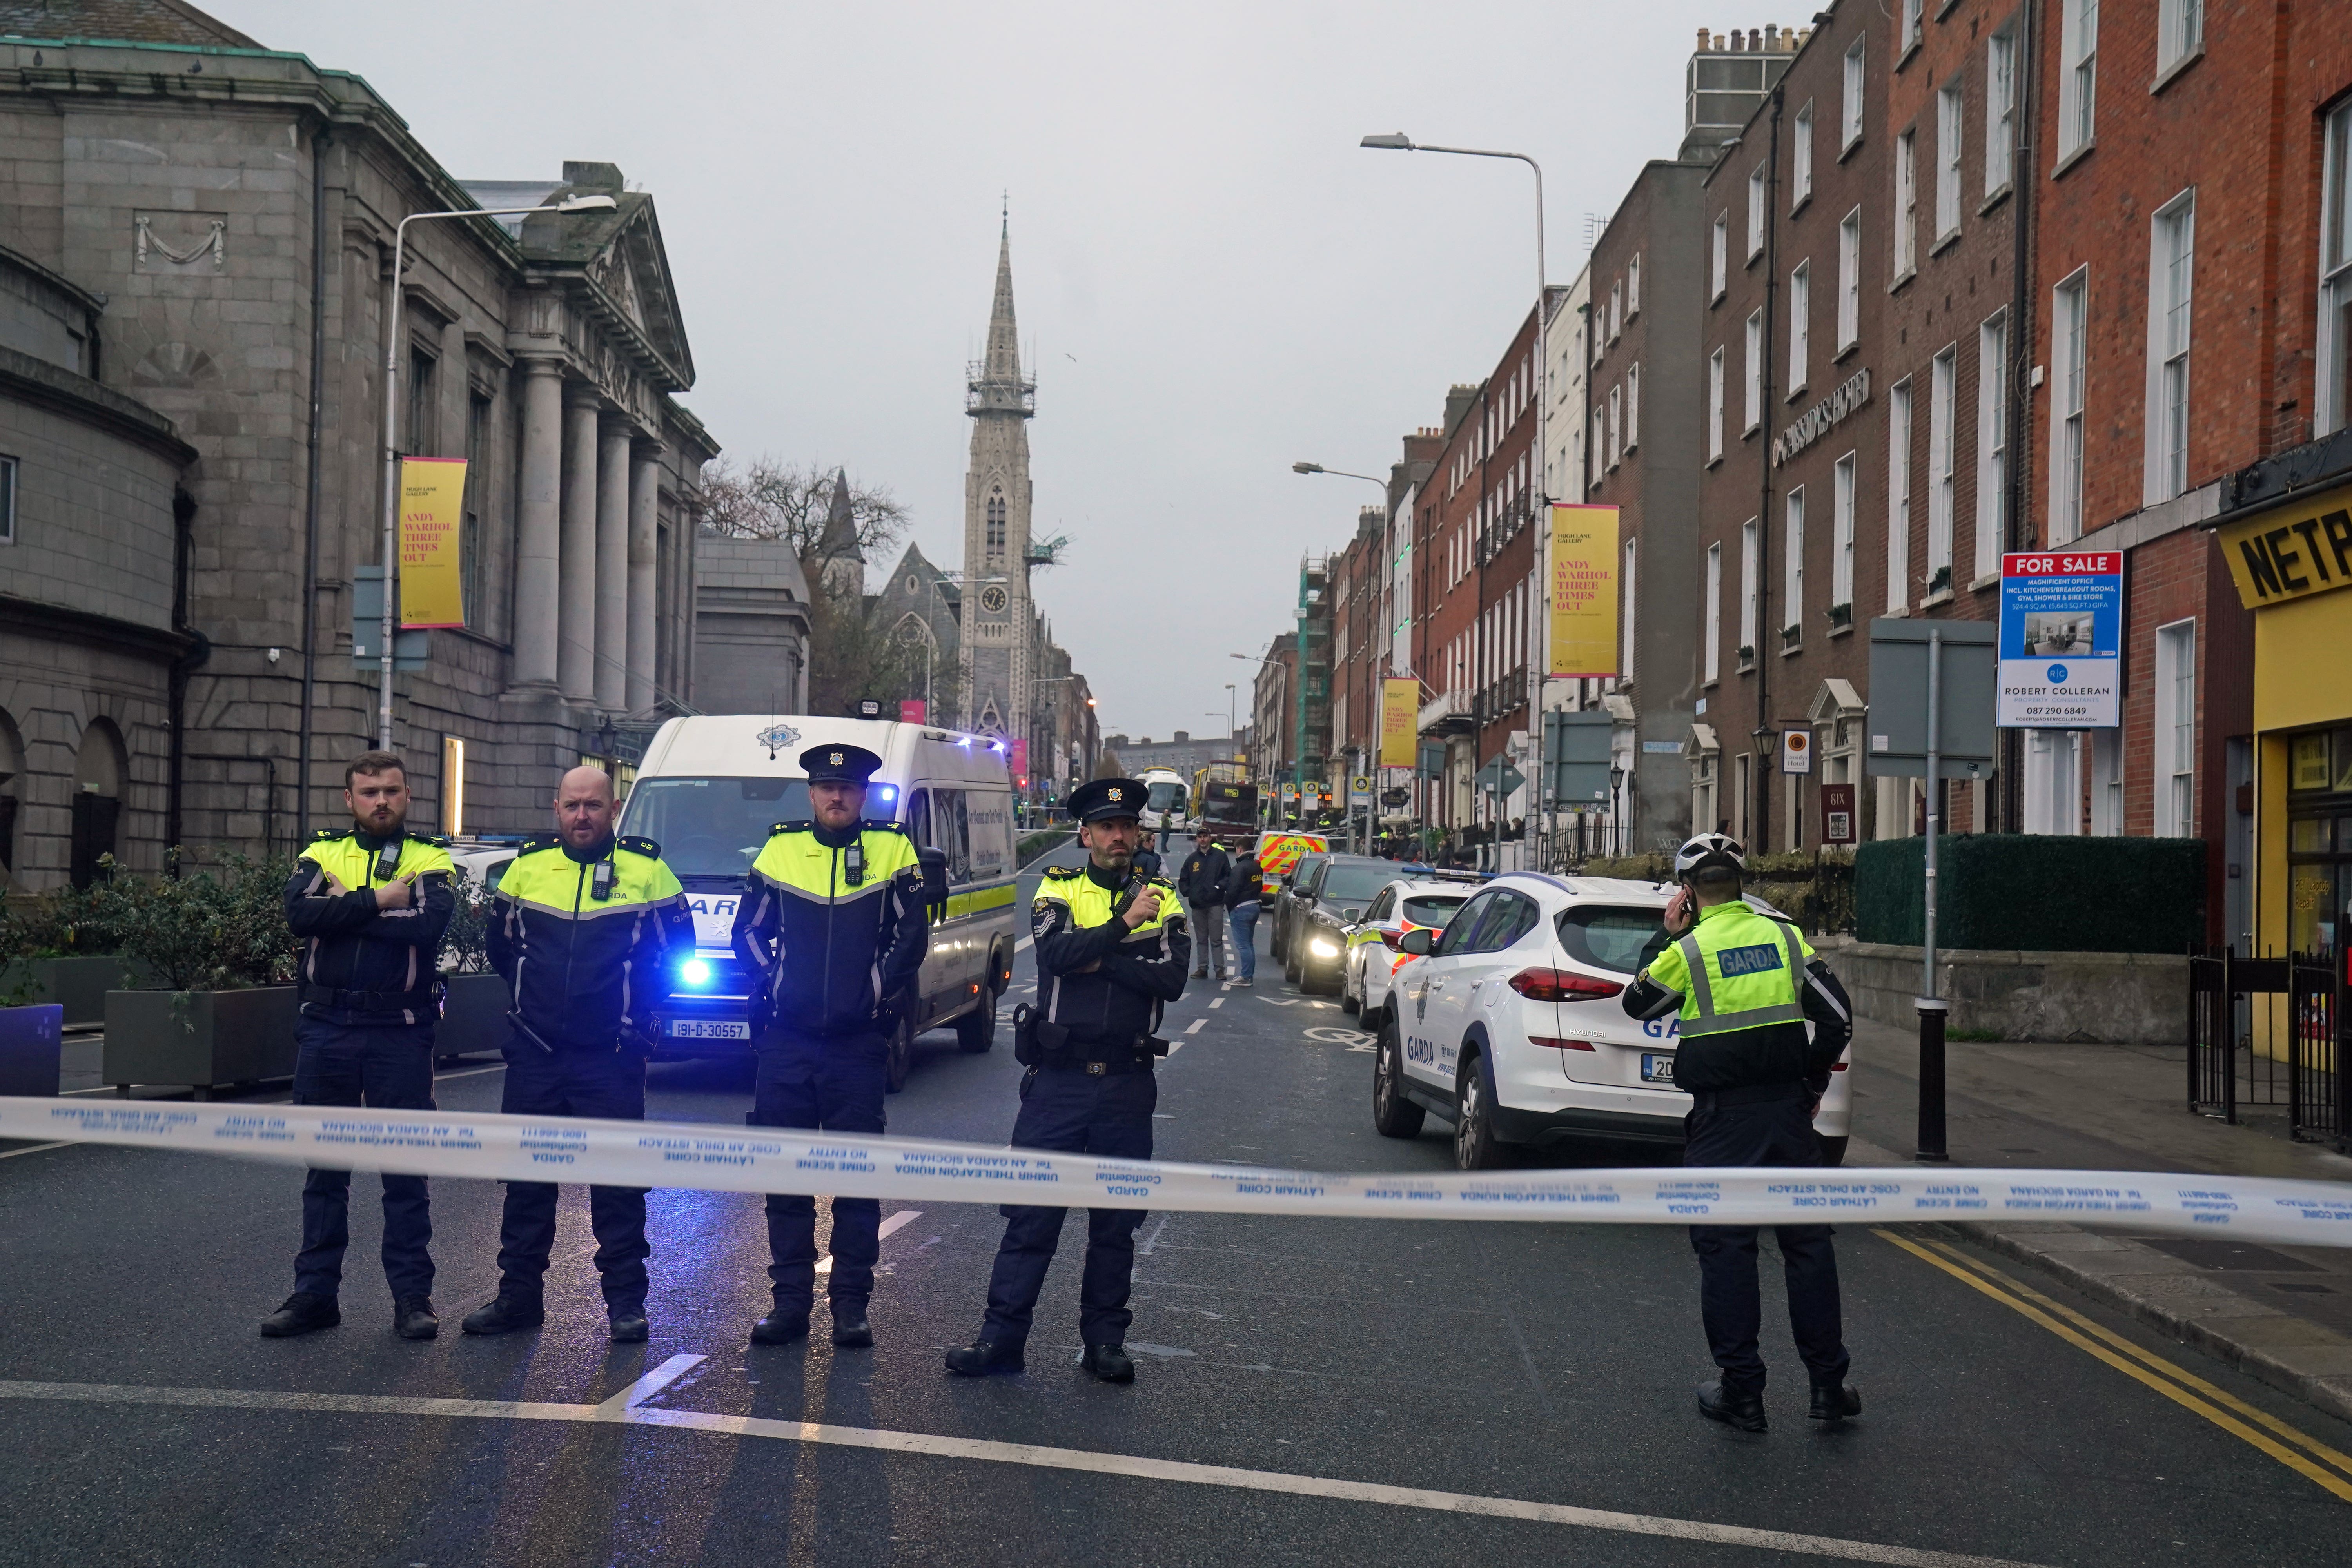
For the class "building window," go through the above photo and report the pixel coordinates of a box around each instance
[1708,348,1726,463]
[2022,730,2083,836]
[1903,0,1923,55]
[406,348,437,456]
[2322,104,2352,437]
[1788,261,1811,394]
[1628,252,1642,316]
[2147,191,2196,504]
[986,489,1007,555]
[2156,618,2196,837]
[1744,309,1764,430]
[463,394,490,628]
[1936,80,1964,242]
[1590,410,1606,490]
[1711,212,1730,300]
[1928,347,1956,589]
[1626,361,1641,450]
[1748,164,1768,260]
[1838,207,1862,351]
[1833,451,1857,614]
[1887,377,1914,611]
[2158,0,2202,75]
[1620,537,1637,682]
[2051,269,2089,543]
[1987,27,2018,196]
[2060,0,2098,160]
[1844,38,1867,150]
[1739,518,1760,659]
[1705,541,1724,682]
[2089,727,2125,835]
[1793,102,1815,207]
[1895,129,1918,278]
[1977,311,2009,578]
[1609,278,1623,343]
[1607,383,1622,469]
[0,453,15,546]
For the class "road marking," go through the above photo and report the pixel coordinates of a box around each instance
[592,1354,706,1419]
[1877,1230,2352,1504]
[0,1376,2049,1564]
[0,1141,71,1161]
[816,1208,924,1274]
[1209,998,1224,1009]
[1184,1019,1205,1035]
[435,1064,508,1080]
[1138,1215,1171,1254]
[1015,937,1032,953]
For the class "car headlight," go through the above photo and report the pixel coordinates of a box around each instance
[1308,938,1340,958]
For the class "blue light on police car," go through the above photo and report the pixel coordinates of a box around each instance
[679,958,713,987]
[872,784,897,804]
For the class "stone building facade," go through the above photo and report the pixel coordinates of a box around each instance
[690,537,809,718]
[0,3,718,887]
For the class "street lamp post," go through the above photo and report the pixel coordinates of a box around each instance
[375,194,616,749]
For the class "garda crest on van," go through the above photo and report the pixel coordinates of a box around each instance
[755,722,800,752]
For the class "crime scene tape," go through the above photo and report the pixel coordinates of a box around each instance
[5,1095,2351,1245]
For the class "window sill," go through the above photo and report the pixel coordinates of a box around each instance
[2151,47,2204,96]
[1840,134,1863,164]
[1888,267,1916,295]
[1931,228,1963,259]
[1829,620,1855,639]
[1737,661,1758,676]
[1786,382,1810,404]
[1744,422,1763,441]
[1979,183,2013,216]
[1711,288,1728,307]
[1920,586,1955,609]
[1969,571,2000,593]
[1835,339,1860,363]
[1897,40,1921,72]
[2052,138,2095,180]
[1706,452,1724,469]
[1791,190,1812,218]
[1748,247,1766,268]
[1780,641,1806,659]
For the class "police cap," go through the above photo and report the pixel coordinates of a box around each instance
[1068,776,1147,824]
[800,742,884,785]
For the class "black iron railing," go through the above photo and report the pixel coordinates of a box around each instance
[2188,946,2347,1148]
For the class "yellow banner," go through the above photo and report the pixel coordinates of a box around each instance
[1548,504,1619,677]
[2218,482,2352,611]
[399,457,468,628]
[1379,677,1419,768]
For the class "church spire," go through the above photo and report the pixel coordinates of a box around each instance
[968,206,1035,419]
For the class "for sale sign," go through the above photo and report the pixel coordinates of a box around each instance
[1997,552,2122,728]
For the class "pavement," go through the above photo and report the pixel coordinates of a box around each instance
[3,837,2352,1563]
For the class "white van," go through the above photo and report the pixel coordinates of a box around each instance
[1138,767,1189,832]
[617,714,1020,1089]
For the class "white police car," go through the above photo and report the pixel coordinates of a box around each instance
[1341,874,1481,1020]
[1370,871,1852,1169]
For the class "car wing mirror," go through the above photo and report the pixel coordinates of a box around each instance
[916,847,951,920]
[1398,927,1435,956]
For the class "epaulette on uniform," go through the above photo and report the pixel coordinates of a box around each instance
[768,820,813,835]
[617,834,662,859]
[309,826,350,844]
[861,819,907,835]
[1041,865,1082,881]
[516,833,562,856]
[414,833,451,849]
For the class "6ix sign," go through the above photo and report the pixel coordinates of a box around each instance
[1996,552,2121,728]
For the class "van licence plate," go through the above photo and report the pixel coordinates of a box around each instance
[670,1020,750,1040]
[1641,1053,1676,1084]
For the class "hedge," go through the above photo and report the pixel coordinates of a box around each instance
[1853,834,2205,953]
[1581,850,1857,937]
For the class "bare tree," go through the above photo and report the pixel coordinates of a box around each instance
[699,457,911,560]
[804,573,933,719]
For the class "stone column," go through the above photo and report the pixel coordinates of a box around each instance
[627,448,661,713]
[560,393,601,702]
[512,358,564,689]
[596,425,631,710]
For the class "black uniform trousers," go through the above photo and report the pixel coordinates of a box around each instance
[980,1065,1156,1352]
[290,1015,436,1301]
[495,1030,650,1316]
[752,1030,888,1310]
[1684,1086,1850,1395]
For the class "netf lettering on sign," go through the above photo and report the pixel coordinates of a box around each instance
[2218,487,2352,610]
[1773,367,1870,467]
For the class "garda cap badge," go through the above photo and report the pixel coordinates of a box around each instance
[1109,787,1123,801]
[830,751,844,764]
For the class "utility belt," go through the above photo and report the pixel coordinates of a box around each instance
[1687,1081,1810,1112]
[505,1010,636,1056]
[1010,1003,1167,1075]
[299,979,443,1016]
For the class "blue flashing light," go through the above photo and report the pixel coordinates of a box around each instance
[872,784,897,803]
[679,957,713,988]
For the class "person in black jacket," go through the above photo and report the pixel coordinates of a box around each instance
[946,777,1189,1383]
[1176,835,1231,980]
[1223,846,1264,985]
[263,750,456,1342]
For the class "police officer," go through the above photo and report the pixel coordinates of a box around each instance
[730,743,931,1350]
[463,766,693,1344]
[1621,832,1860,1432]
[263,750,455,1341]
[946,777,1189,1383]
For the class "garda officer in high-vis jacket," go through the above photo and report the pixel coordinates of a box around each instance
[731,743,930,1352]
[947,777,1189,1385]
[1621,832,1860,1434]
[263,750,456,1342]
[464,766,692,1345]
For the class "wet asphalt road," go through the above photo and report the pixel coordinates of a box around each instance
[4,837,2351,1565]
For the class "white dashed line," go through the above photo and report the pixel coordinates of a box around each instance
[816,1208,924,1274]
[1184,1019,1205,1036]
[0,1142,72,1161]
[1208,998,1224,1009]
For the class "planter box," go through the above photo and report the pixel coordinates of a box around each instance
[103,986,299,1099]
[436,971,512,1059]
[0,1004,63,1096]
[1823,938,2189,1045]
[0,955,129,1027]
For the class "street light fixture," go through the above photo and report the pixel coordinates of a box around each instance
[373,192,619,748]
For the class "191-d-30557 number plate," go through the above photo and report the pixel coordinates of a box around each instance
[669,1020,750,1040]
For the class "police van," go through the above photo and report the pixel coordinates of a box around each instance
[617,714,1020,1087]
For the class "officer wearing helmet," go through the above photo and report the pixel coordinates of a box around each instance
[1621,832,1860,1434]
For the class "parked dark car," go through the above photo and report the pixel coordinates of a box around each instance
[1283,855,1396,993]
[1267,851,1328,966]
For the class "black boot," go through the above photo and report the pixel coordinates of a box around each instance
[1079,1343,1136,1384]
[831,1301,873,1349]
[1809,1382,1862,1425]
[750,1305,810,1345]
[608,1311,650,1344]
[392,1296,439,1340]
[259,1292,339,1338]
[459,1295,544,1336]
[1697,1379,1768,1432]
[944,1338,1024,1376]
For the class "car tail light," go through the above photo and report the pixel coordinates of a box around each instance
[1507,967,1624,1001]
[1831,1061,1847,1071]
[1377,929,1402,949]
[1528,1036,1597,1051]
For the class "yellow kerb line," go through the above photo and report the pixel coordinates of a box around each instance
[1874,1229,2352,1504]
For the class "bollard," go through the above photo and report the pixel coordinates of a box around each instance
[1915,996,1950,1163]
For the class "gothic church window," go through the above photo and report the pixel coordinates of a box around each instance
[987,490,1007,555]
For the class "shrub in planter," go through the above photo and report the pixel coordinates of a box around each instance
[100,851,305,1095]
[0,883,136,1022]
[436,878,510,1060]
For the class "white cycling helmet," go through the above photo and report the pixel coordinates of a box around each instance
[1673,832,1748,878]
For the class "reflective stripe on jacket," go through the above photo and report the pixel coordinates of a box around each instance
[731,821,929,1040]
[1642,901,1814,1039]
[285,829,456,1026]
[488,834,691,1051]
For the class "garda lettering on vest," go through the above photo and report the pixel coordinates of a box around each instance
[1715,943,1784,978]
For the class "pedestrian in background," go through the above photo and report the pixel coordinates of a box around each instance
[263,750,454,1341]
[1223,843,1262,987]
[947,777,1188,1383]
[731,743,931,1352]
[1621,833,1860,1433]
[465,766,692,1345]
[1177,832,1230,981]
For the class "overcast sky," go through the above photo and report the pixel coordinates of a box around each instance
[216,0,1737,744]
